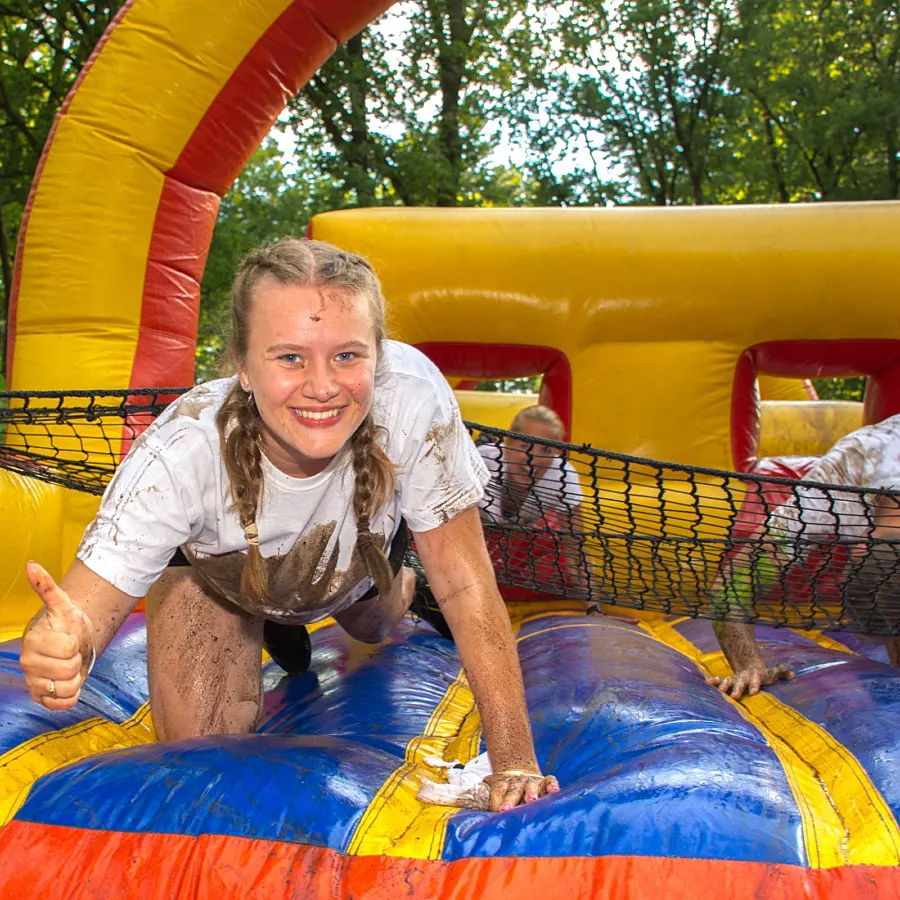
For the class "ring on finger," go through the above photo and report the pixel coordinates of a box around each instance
[48,678,56,697]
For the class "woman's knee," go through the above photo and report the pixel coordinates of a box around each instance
[154,678,262,741]
[336,567,415,643]
[146,567,263,739]
[336,595,394,643]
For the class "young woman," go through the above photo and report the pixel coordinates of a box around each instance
[708,416,900,699]
[478,405,595,610]
[19,238,558,812]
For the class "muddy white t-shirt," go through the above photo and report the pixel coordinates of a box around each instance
[771,414,900,540]
[77,341,490,623]
[477,443,584,526]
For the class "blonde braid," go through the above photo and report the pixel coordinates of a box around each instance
[216,382,268,602]
[350,413,396,597]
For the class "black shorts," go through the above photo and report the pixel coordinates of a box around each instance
[167,519,410,603]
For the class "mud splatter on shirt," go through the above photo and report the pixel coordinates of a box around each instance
[772,414,900,540]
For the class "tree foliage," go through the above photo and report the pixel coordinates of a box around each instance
[812,376,867,403]
[528,0,900,205]
[528,0,739,205]
[731,0,900,203]
[286,0,544,208]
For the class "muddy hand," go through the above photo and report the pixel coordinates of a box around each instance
[483,770,560,812]
[20,561,94,710]
[707,663,794,700]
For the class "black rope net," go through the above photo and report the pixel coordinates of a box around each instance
[471,422,900,636]
[0,389,898,635]
[0,389,186,495]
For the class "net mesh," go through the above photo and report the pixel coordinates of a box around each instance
[472,422,900,635]
[0,389,186,495]
[1,389,898,635]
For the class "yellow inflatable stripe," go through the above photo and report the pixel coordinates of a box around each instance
[640,619,900,868]
[791,629,855,655]
[402,691,484,861]
[347,609,627,859]
[0,702,154,827]
[347,607,576,860]
[518,620,643,645]
[307,618,335,636]
[505,600,583,622]
[347,667,481,859]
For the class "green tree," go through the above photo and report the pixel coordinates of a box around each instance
[285,0,545,208]
[729,0,900,202]
[527,0,900,206]
[475,375,541,393]
[812,377,866,403]
[528,0,740,205]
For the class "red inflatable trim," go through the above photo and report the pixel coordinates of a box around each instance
[168,4,339,196]
[731,340,900,472]
[1,821,897,900]
[129,179,219,392]
[415,342,573,437]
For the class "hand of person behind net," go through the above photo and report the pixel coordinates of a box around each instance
[20,561,95,710]
[706,662,794,700]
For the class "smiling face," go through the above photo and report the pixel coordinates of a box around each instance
[238,277,378,478]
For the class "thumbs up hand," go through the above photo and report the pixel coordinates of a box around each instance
[20,561,95,710]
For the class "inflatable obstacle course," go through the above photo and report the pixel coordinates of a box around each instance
[2,0,900,896]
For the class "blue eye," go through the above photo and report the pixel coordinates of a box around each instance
[279,353,302,364]
[336,352,357,363]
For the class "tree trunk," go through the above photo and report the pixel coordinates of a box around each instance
[0,202,11,367]
[344,33,376,206]
[763,115,789,203]
[432,0,468,206]
[886,130,899,199]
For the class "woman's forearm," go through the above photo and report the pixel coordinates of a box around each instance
[710,538,784,620]
[563,508,590,594]
[713,620,767,673]
[413,507,542,774]
[709,535,787,675]
[562,536,586,589]
[59,559,144,657]
[447,585,540,772]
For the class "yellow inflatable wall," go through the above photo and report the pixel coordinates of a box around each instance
[3,203,900,636]
[309,206,900,467]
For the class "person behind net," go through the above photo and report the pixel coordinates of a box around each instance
[708,415,900,700]
[18,238,559,812]
[477,405,596,612]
